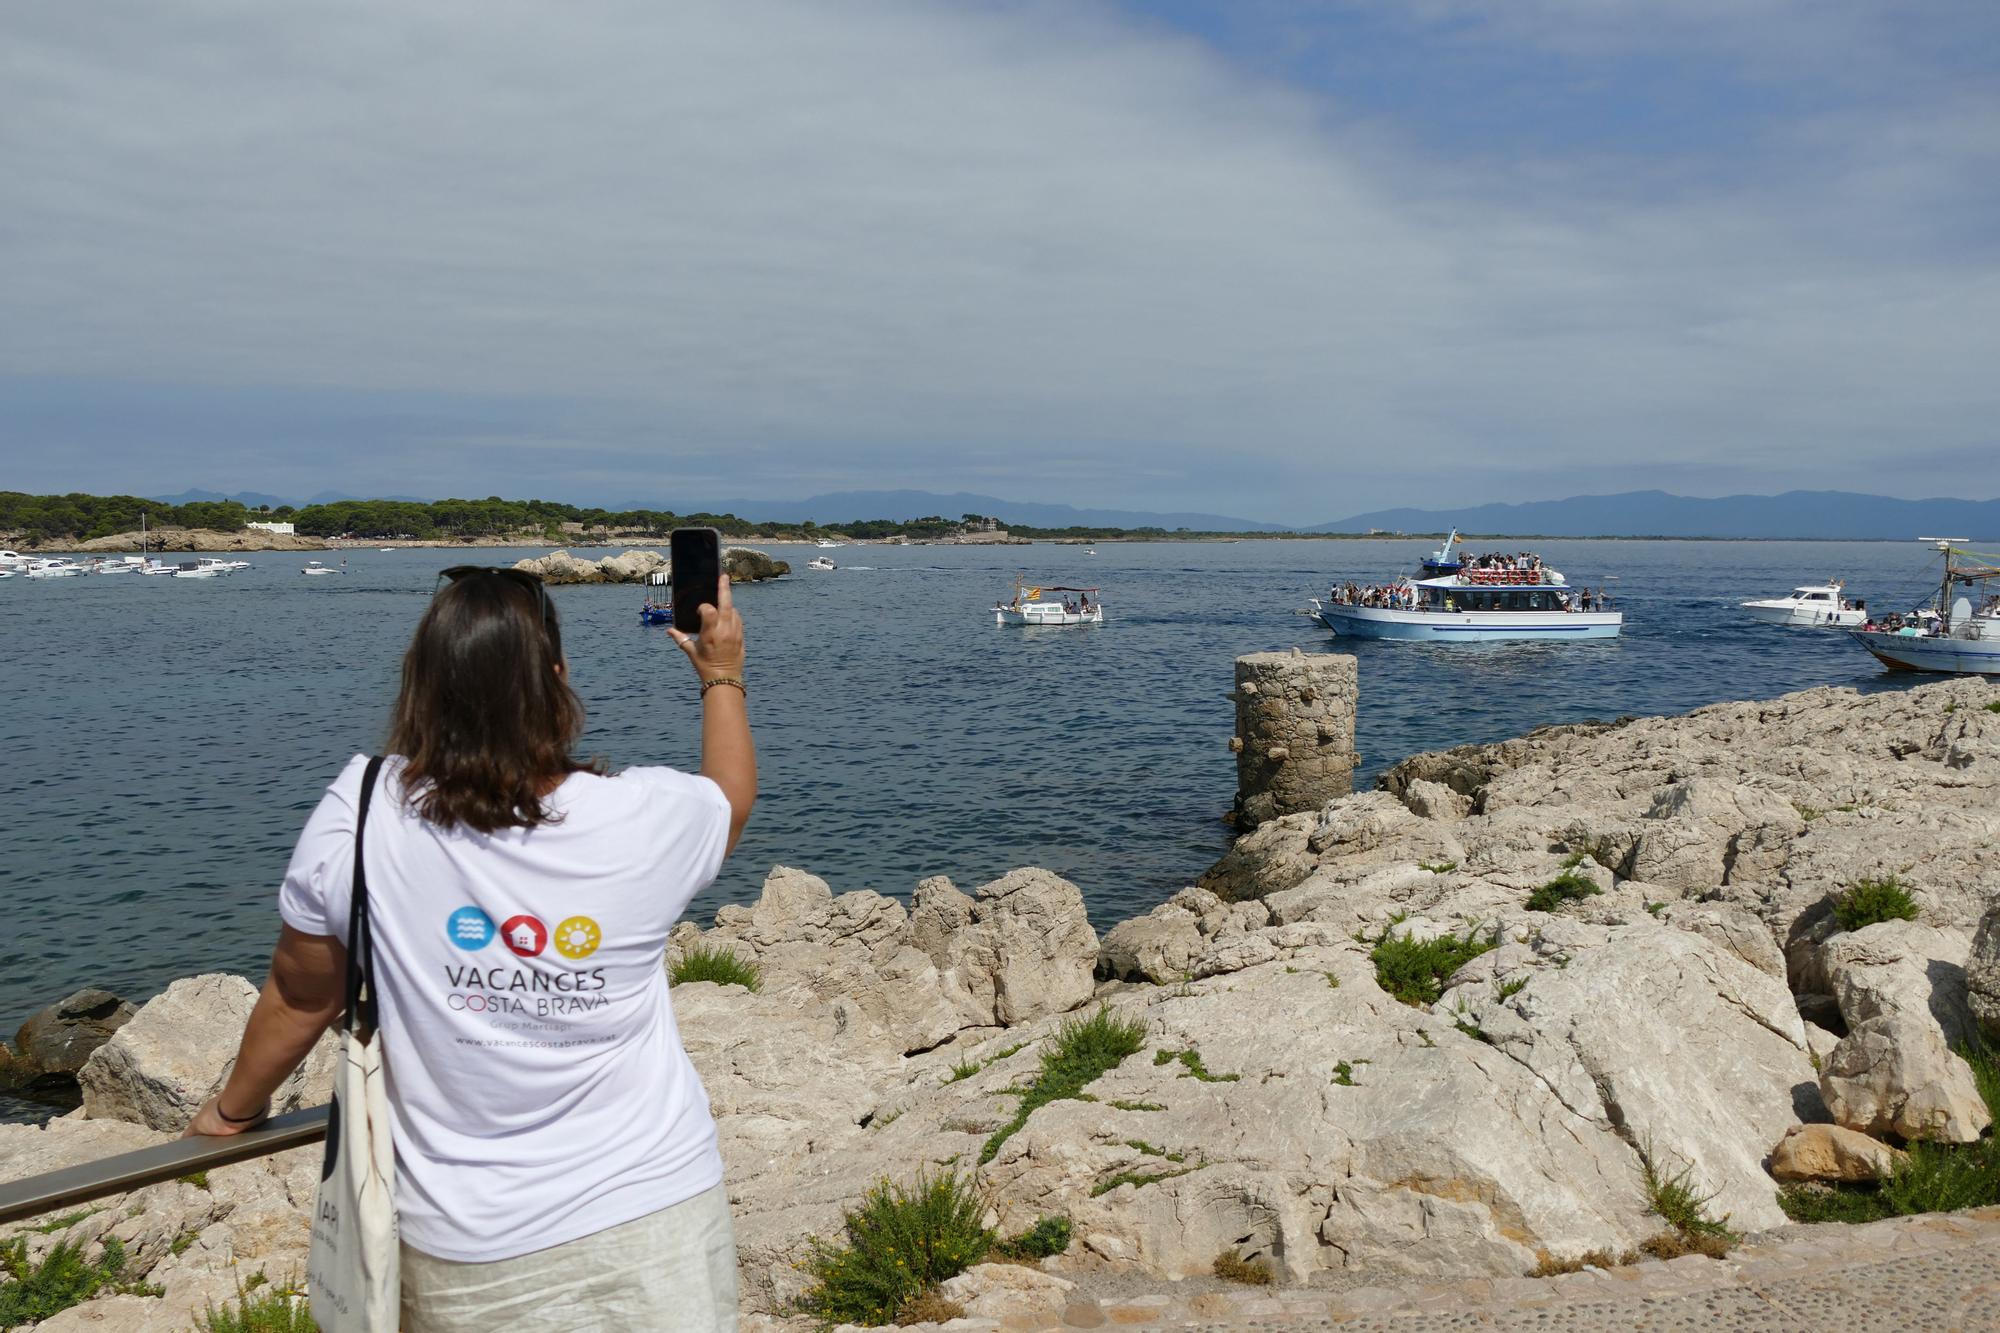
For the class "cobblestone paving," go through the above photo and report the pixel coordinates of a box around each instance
[839,1209,2000,1333]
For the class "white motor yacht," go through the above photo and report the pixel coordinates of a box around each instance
[302,560,344,576]
[1741,582,1865,628]
[807,556,836,571]
[0,550,30,571]
[24,559,83,579]
[993,578,1104,626]
[172,561,220,579]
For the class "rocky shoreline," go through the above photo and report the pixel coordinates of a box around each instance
[3,674,1997,1330]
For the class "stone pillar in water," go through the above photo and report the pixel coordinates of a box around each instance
[1230,649,1357,829]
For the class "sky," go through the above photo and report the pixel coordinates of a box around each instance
[3,0,1996,526]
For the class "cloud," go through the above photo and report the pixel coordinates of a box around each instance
[1,0,1995,521]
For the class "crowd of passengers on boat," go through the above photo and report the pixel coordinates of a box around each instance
[1328,580,1611,613]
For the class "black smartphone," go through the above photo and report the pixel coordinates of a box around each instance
[669,527,721,634]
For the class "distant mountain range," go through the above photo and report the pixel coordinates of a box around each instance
[150,488,431,507]
[1313,490,2000,541]
[139,486,1996,540]
[650,489,1291,531]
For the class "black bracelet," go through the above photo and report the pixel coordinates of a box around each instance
[215,1098,268,1125]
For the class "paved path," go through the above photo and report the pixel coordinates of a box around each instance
[795,1209,2000,1332]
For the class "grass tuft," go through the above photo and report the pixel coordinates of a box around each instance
[21,1210,97,1236]
[980,1009,1147,1164]
[1526,871,1601,914]
[669,943,763,991]
[199,1275,317,1333]
[1090,1167,1194,1198]
[798,1170,991,1327]
[1109,1099,1165,1112]
[1496,976,1528,1000]
[1370,926,1496,1008]
[1830,877,1919,932]
[1123,1139,1186,1162]
[1152,1048,1239,1082]
[1212,1249,1274,1285]
[894,1292,965,1325]
[945,1060,981,1084]
[1638,1145,1735,1253]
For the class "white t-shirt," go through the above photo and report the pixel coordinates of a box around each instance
[279,753,731,1263]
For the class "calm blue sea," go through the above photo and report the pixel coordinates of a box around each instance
[0,539,1957,1067]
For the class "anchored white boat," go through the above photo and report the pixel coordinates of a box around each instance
[301,560,344,576]
[994,579,1104,626]
[172,561,220,579]
[24,559,83,579]
[87,556,143,575]
[1311,557,1620,641]
[1741,582,1865,627]
[814,538,844,549]
[1851,541,2000,675]
[0,550,26,571]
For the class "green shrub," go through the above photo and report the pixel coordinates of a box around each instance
[1525,871,1601,914]
[1986,700,2000,714]
[1830,878,1919,932]
[995,1215,1072,1260]
[199,1276,318,1333]
[798,1170,991,1327]
[944,1060,981,1084]
[1370,927,1496,1007]
[669,943,762,991]
[980,1009,1147,1164]
[1775,1183,1893,1224]
[0,1237,150,1330]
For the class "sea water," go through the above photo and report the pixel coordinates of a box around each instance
[0,539,1952,1046]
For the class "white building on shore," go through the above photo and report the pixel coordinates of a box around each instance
[246,520,296,535]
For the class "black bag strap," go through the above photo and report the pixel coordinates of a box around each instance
[343,755,388,1036]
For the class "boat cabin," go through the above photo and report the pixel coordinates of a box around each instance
[1416,578,1570,613]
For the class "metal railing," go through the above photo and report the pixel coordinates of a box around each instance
[0,1106,327,1226]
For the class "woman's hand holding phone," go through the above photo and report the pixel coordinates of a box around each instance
[668,572,745,680]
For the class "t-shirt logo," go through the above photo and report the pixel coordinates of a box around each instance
[553,916,602,960]
[501,915,549,957]
[447,907,496,951]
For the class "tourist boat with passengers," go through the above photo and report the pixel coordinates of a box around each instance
[1741,581,1866,628]
[994,578,1104,626]
[1310,553,1620,641]
[1850,540,2000,675]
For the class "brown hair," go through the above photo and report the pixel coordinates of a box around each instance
[388,570,596,832]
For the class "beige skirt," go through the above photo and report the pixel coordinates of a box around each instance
[400,1183,737,1333]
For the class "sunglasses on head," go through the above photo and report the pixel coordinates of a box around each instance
[437,566,553,626]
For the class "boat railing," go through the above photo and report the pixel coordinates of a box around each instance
[0,1106,328,1226]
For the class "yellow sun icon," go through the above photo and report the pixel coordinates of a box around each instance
[553,915,602,960]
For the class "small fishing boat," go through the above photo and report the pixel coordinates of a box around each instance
[1311,553,1620,641]
[639,569,673,624]
[807,556,836,571]
[301,560,344,576]
[993,578,1104,626]
[1851,541,2000,675]
[1741,582,1865,627]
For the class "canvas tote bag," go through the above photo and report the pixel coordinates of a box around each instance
[308,754,401,1331]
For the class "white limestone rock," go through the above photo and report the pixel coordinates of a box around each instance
[1820,1011,1992,1144]
[77,974,335,1133]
